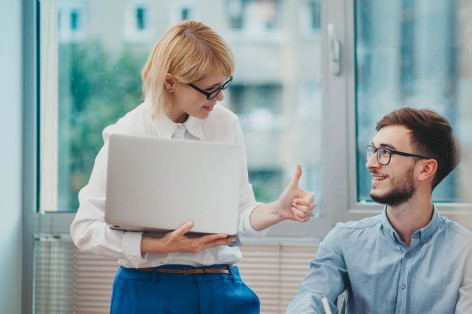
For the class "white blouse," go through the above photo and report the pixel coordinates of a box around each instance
[70,97,268,268]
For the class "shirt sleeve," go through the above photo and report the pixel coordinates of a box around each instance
[70,125,147,267]
[286,224,348,313]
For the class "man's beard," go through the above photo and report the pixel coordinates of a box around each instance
[370,166,416,207]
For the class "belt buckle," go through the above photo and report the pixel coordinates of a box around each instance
[183,268,197,275]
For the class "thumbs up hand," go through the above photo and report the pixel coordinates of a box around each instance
[277,165,315,222]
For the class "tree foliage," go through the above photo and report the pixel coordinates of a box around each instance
[57,41,145,210]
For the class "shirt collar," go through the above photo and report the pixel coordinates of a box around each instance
[381,205,441,246]
[151,110,206,140]
[381,208,399,244]
[416,205,441,243]
[184,116,206,140]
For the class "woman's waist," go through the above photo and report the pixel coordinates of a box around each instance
[118,246,242,268]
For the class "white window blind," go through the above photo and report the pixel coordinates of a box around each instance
[33,235,319,314]
[237,239,319,313]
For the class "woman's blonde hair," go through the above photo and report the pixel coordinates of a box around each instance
[141,20,235,118]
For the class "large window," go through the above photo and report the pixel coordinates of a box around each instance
[318,0,472,227]
[37,0,323,226]
[355,0,472,204]
[32,0,472,241]
[31,0,472,249]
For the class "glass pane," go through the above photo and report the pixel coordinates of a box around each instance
[39,0,322,213]
[356,0,472,203]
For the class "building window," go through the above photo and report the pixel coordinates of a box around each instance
[226,0,280,32]
[136,7,146,30]
[181,7,192,20]
[58,4,84,43]
[125,5,150,42]
[70,9,80,30]
[299,0,321,35]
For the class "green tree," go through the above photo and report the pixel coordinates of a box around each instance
[57,41,145,210]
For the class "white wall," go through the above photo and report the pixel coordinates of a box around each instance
[0,1,23,313]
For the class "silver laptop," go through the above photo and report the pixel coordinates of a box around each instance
[104,134,242,237]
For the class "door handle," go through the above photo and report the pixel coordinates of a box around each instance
[328,23,341,75]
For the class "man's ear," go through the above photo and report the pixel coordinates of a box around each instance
[417,159,438,182]
[164,73,175,92]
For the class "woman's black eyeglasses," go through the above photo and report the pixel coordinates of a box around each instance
[366,145,432,165]
[187,76,233,100]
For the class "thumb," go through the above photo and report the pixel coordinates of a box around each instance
[289,164,302,188]
[174,220,194,236]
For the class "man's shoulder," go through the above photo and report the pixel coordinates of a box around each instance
[337,213,383,231]
[441,216,472,240]
[321,214,384,249]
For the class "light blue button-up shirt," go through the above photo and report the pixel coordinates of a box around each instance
[287,207,472,313]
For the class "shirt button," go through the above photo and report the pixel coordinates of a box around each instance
[401,283,406,289]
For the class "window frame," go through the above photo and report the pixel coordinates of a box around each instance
[326,0,472,228]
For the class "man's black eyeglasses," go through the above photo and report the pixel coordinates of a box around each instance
[187,76,233,100]
[366,145,432,165]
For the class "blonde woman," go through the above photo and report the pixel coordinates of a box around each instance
[71,20,315,314]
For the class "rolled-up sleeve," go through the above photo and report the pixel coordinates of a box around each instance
[286,225,348,313]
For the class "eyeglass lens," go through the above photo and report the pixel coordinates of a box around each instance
[366,146,391,165]
[209,77,232,99]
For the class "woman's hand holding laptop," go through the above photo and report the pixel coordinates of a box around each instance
[140,221,237,254]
